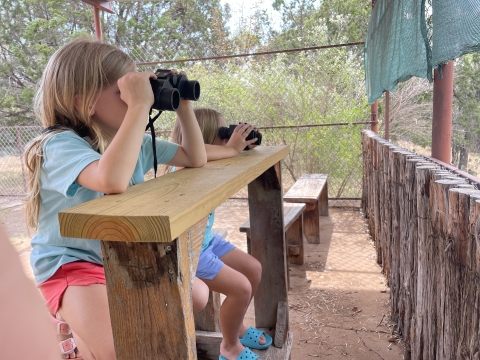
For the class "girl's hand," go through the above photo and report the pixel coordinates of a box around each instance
[117,70,156,109]
[226,123,259,154]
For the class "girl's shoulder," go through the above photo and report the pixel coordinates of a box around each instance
[42,130,98,161]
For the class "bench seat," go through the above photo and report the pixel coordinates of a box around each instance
[283,174,328,244]
[239,203,306,265]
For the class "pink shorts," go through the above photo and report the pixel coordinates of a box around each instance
[38,261,106,315]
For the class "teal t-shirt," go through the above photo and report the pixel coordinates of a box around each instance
[30,131,179,284]
[202,211,215,250]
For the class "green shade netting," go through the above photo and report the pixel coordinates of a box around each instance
[431,0,480,68]
[365,0,431,104]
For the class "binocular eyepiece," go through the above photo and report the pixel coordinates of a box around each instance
[218,124,262,150]
[150,69,200,111]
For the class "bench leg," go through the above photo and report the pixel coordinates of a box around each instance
[248,162,289,344]
[319,180,329,216]
[100,218,207,360]
[194,291,221,332]
[304,202,320,244]
[286,214,304,265]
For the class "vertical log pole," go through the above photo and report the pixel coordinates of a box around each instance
[385,91,390,140]
[414,164,438,360]
[431,62,454,163]
[248,162,288,340]
[430,178,465,360]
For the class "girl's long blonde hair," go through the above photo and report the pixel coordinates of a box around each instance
[24,37,135,231]
[164,107,223,174]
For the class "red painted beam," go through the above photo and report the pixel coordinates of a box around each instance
[431,61,454,163]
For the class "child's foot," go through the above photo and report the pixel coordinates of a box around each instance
[220,341,259,360]
[239,324,266,345]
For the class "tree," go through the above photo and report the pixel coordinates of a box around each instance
[0,0,228,126]
[452,53,480,172]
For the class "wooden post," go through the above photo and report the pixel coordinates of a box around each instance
[248,162,288,345]
[101,218,207,360]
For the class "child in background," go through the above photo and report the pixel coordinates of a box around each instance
[169,108,272,360]
[24,37,208,359]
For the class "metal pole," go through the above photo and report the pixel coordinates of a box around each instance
[385,91,390,140]
[93,6,102,41]
[371,100,378,134]
[370,0,378,135]
[431,61,454,163]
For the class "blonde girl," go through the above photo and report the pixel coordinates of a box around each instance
[24,37,207,360]
[169,108,272,360]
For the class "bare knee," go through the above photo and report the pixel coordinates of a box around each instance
[249,257,262,287]
[229,275,252,305]
[193,277,209,314]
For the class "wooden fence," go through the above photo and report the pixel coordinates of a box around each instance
[362,130,480,360]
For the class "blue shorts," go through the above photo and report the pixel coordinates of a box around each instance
[196,234,236,280]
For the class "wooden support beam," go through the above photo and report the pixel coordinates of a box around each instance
[101,218,206,360]
[248,162,289,332]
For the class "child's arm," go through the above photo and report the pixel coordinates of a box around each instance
[166,99,207,168]
[77,71,156,194]
[205,123,259,161]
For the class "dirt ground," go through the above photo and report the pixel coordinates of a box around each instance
[2,198,405,360]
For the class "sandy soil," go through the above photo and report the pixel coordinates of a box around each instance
[2,198,405,360]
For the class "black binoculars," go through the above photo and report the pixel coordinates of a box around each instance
[150,69,200,111]
[218,124,262,150]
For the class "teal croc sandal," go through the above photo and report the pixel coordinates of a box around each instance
[239,326,273,350]
[219,347,259,360]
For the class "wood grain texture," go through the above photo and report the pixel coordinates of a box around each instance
[274,301,288,347]
[283,174,328,203]
[102,217,207,360]
[59,146,289,242]
[248,163,289,331]
[196,330,293,360]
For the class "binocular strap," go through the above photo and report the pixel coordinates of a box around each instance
[145,110,162,178]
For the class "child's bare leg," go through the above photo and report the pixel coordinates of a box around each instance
[59,284,116,360]
[192,277,209,314]
[202,265,259,360]
[220,249,265,344]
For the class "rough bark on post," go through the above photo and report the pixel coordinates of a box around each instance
[400,156,427,348]
[413,164,438,360]
[431,179,466,360]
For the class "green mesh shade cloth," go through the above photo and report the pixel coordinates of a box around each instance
[431,0,480,68]
[365,0,431,104]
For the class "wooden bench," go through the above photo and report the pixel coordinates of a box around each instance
[59,146,292,360]
[239,203,306,265]
[283,174,328,244]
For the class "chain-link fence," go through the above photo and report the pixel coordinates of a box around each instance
[0,126,41,200]
[1,122,366,207]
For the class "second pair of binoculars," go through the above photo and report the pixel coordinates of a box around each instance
[150,69,200,111]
